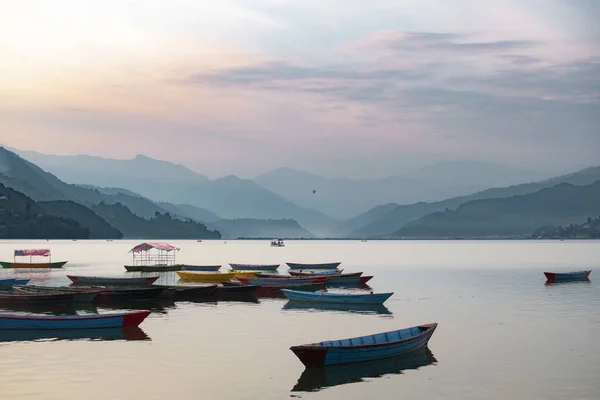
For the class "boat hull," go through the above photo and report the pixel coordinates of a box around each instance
[13,285,98,303]
[282,289,393,305]
[0,261,67,269]
[291,323,437,367]
[181,265,222,272]
[155,285,217,298]
[67,275,159,286]
[176,271,237,282]
[229,264,280,271]
[92,287,166,302]
[289,269,344,276]
[0,279,15,291]
[287,262,342,270]
[124,264,183,272]
[0,311,151,330]
[230,270,260,278]
[544,270,591,283]
[237,277,327,285]
[0,291,77,304]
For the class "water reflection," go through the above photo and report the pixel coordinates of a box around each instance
[98,299,176,314]
[282,301,392,316]
[545,280,591,287]
[291,348,437,392]
[0,327,150,343]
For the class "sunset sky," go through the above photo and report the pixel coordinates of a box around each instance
[1,0,598,178]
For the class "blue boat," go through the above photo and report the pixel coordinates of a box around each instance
[287,262,342,270]
[181,265,222,272]
[289,269,345,276]
[229,263,280,271]
[0,310,151,330]
[544,270,591,283]
[282,289,393,305]
[0,279,15,290]
[292,348,436,392]
[290,323,438,367]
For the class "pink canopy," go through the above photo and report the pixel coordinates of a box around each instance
[15,249,51,257]
[130,242,180,253]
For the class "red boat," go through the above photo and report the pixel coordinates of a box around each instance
[236,276,327,285]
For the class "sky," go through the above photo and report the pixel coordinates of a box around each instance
[0,0,599,179]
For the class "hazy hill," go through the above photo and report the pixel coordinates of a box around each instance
[14,150,209,202]
[351,166,600,237]
[254,162,548,219]
[211,218,313,239]
[93,203,221,239]
[0,184,90,239]
[532,216,600,239]
[173,175,337,236]
[13,149,334,236]
[337,202,400,234]
[0,147,172,219]
[157,202,221,224]
[38,200,123,239]
[393,181,600,238]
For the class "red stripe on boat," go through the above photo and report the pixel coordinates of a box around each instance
[122,311,152,327]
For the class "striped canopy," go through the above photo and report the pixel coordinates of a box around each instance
[130,242,180,253]
[15,249,51,257]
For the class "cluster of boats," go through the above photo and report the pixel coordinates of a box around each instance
[1,242,591,371]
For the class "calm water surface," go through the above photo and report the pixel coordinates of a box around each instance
[1,240,599,400]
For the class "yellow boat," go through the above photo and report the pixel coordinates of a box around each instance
[176,271,237,282]
[230,270,260,278]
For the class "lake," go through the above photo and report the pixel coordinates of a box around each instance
[1,240,599,400]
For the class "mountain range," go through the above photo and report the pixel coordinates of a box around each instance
[4,146,599,240]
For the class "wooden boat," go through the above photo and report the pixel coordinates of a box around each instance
[231,270,261,278]
[215,283,259,295]
[291,348,436,392]
[282,289,393,305]
[124,264,183,272]
[223,281,325,291]
[287,262,342,270]
[229,263,280,271]
[236,276,327,286]
[266,272,362,279]
[0,310,151,330]
[544,270,591,283]
[290,323,438,367]
[0,327,150,343]
[181,265,222,272]
[13,285,98,302]
[67,275,159,286]
[0,290,78,304]
[326,276,373,285]
[125,242,181,272]
[0,249,67,269]
[176,271,237,282]
[91,287,167,302]
[289,269,344,276]
[154,285,217,299]
[0,279,15,291]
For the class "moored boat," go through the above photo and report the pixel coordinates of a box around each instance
[176,271,237,282]
[0,290,78,304]
[289,269,344,276]
[92,287,167,302]
[544,270,591,283]
[229,263,280,271]
[0,279,15,291]
[215,283,259,295]
[326,275,373,285]
[124,242,181,272]
[13,285,98,302]
[271,239,285,247]
[287,262,342,270]
[290,323,438,367]
[181,265,222,272]
[0,310,151,330]
[124,264,183,272]
[230,270,261,278]
[0,249,67,269]
[67,275,159,286]
[154,284,217,299]
[236,276,327,286]
[282,289,393,305]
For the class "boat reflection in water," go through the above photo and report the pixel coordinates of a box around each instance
[0,326,150,343]
[291,348,436,392]
[97,299,176,314]
[282,301,392,316]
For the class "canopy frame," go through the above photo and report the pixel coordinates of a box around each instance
[129,242,180,267]
[14,249,51,264]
